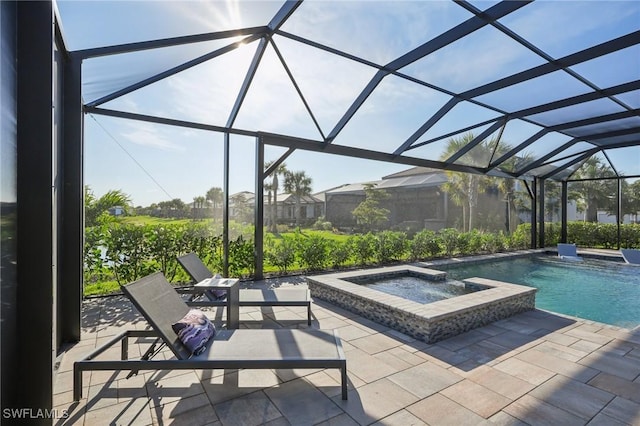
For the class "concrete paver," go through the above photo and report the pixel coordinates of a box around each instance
[55,276,640,426]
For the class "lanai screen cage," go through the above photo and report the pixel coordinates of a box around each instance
[56,0,640,277]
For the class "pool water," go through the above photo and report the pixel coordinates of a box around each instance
[437,256,640,329]
[351,275,480,304]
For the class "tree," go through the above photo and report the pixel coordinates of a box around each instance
[625,179,640,223]
[206,187,223,221]
[569,157,616,222]
[496,150,533,232]
[230,193,252,223]
[264,181,275,229]
[440,133,503,232]
[192,196,206,220]
[84,186,132,227]
[264,161,288,232]
[543,181,562,222]
[352,183,390,231]
[283,170,312,227]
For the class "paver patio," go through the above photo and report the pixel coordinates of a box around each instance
[54,277,640,426]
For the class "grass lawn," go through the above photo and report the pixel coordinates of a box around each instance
[275,229,351,243]
[120,216,212,226]
[117,216,349,243]
[84,280,120,297]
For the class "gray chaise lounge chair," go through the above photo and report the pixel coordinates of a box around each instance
[621,248,640,265]
[177,253,312,325]
[73,272,347,401]
[557,243,583,261]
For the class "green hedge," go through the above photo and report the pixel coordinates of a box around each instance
[84,221,640,295]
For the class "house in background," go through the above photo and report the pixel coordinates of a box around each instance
[108,206,125,216]
[276,193,324,225]
[230,191,324,225]
[230,167,510,231]
[229,191,255,222]
[323,167,454,231]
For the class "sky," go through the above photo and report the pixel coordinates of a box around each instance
[55,0,640,207]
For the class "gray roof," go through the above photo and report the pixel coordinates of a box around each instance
[326,169,448,195]
[279,193,323,204]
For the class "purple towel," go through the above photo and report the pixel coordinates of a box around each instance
[172,309,216,356]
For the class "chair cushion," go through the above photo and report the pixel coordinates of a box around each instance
[171,309,216,356]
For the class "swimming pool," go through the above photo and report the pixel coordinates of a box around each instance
[436,255,640,329]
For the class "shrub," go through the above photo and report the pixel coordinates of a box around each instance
[83,225,107,283]
[621,223,640,248]
[509,223,531,249]
[104,223,149,285]
[349,233,376,266]
[410,229,441,260]
[465,229,484,254]
[374,231,408,264]
[297,234,329,271]
[483,231,506,253]
[265,235,296,274]
[228,235,254,278]
[327,240,351,268]
[439,228,460,257]
[146,225,184,281]
[312,216,333,231]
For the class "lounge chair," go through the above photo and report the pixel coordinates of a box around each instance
[557,243,583,261]
[177,253,312,325]
[621,248,640,265]
[73,272,347,401]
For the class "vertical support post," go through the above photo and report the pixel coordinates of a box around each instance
[539,178,545,248]
[1,0,18,412]
[223,133,230,277]
[617,178,622,249]
[254,136,264,280]
[531,179,537,249]
[561,181,568,243]
[121,336,128,360]
[16,0,54,411]
[61,53,82,343]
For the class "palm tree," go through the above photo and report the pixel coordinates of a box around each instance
[496,150,531,231]
[625,179,640,223]
[283,170,313,227]
[440,133,511,231]
[84,186,132,227]
[440,134,484,231]
[192,196,206,220]
[206,187,223,221]
[569,157,616,222]
[264,161,288,232]
[264,181,275,229]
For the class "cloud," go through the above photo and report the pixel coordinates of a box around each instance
[162,1,282,34]
[121,123,185,152]
[502,1,640,57]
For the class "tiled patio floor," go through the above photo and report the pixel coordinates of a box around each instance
[54,277,640,426]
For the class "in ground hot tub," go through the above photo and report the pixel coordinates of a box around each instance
[308,265,535,344]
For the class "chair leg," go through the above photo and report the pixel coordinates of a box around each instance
[307,304,312,326]
[73,364,82,401]
[341,363,348,400]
